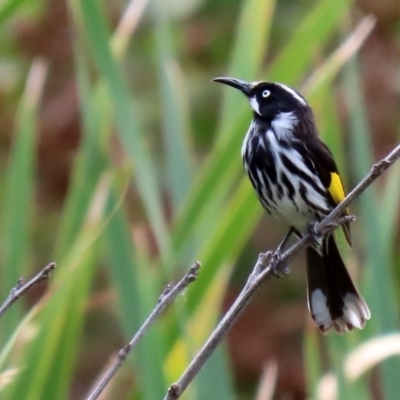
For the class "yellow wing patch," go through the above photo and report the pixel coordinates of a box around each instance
[329,172,352,246]
[329,172,345,205]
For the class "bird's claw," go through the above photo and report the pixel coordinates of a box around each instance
[270,251,290,278]
[307,221,323,245]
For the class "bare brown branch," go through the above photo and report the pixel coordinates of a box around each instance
[163,143,400,400]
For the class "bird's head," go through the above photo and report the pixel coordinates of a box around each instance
[213,77,309,121]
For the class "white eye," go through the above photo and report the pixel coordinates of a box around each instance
[262,90,270,98]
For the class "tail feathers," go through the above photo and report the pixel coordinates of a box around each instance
[306,235,370,334]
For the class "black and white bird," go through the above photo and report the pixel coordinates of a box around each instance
[214,77,370,334]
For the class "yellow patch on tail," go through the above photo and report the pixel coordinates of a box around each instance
[329,172,345,205]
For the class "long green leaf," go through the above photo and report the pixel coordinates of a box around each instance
[105,187,167,399]
[268,0,351,83]
[0,60,45,341]
[55,48,108,257]
[74,0,170,257]
[153,0,194,210]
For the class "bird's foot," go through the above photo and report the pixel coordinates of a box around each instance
[307,221,323,246]
[270,250,290,278]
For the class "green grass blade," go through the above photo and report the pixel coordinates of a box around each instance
[188,178,260,308]
[73,0,170,256]
[153,1,194,209]
[268,0,351,83]
[196,345,235,400]
[55,49,108,257]
[105,187,167,399]
[0,60,46,340]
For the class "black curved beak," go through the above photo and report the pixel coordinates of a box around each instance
[213,77,252,96]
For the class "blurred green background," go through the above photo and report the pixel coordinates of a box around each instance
[0,0,399,399]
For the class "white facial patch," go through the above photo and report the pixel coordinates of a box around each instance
[271,111,298,140]
[250,96,261,115]
[276,83,307,106]
[250,81,261,88]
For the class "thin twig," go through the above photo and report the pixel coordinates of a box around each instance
[0,262,56,319]
[86,261,201,400]
[164,143,400,400]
